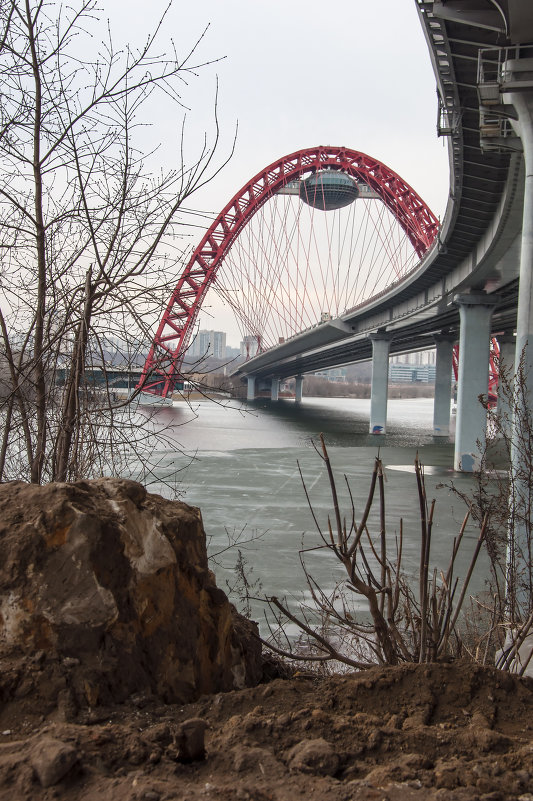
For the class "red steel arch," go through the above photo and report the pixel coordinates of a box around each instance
[139,145,439,396]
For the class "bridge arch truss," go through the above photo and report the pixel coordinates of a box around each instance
[139,145,439,396]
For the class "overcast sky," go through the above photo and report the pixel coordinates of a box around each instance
[109,0,450,346]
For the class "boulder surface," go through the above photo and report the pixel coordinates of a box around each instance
[0,478,261,711]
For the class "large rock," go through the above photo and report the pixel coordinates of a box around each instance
[0,479,262,710]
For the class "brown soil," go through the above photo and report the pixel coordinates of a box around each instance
[1,660,533,801]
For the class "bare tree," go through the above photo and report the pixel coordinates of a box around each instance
[260,435,487,670]
[0,0,230,483]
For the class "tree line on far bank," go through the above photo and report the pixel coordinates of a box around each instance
[219,374,435,400]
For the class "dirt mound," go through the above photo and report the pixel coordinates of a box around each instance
[0,479,262,710]
[0,660,532,800]
[1,479,533,798]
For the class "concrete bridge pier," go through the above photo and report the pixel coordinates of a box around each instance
[294,375,304,403]
[271,377,279,401]
[504,73,533,607]
[496,332,516,430]
[246,376,256,401]
[454,292,499,471]
[433,333,455,437]
[369,330,392,434]
[505,74,533,386]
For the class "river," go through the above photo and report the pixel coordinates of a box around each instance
[135,395,489,632]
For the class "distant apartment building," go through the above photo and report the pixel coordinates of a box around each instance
[314,367,347,383]
[389,363,436,383]
[390,349,436,367]
[187,330,227,360]
[389,348,437,382]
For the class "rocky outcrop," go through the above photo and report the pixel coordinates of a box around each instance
[0,478,262,713]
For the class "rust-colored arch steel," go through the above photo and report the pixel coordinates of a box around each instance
[139,145,439,396]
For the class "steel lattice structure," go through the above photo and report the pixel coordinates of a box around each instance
[139,145,439,396]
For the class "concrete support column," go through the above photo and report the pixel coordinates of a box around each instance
[294,375,304,403]
[246,376,255,402]
[497,333,516,429]
[433,333,455,436]
[504,79,533,611]
[271,377,279,401]
[369,331,392,434]
[454,293,499,471]
[506,86,533,385]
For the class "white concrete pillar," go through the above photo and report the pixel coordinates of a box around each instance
[369,331,392,434]
[504,78,533,613]
[271,376,279,401]
[295,375,304,403]
[454,293,499,471]
[433,334,455,436]
[496,333,516,428]
[246,376,255,401]
[505,86,533,385]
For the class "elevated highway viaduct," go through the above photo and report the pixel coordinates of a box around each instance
[234,0,533,473]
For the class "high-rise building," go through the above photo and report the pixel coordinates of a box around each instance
[187,330,227,360]
[391,348,437,366]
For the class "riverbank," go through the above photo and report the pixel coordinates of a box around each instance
[1,659,532,800]
[0,399,526,801]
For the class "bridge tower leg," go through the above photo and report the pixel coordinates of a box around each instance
[271,377,279,401]
[433,333,455,436]
[295,375,304,403]
[369,331,392,434]
[454,292,499,471]
[246,376,256,401]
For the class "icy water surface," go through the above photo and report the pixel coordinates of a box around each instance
[135,396,489,629]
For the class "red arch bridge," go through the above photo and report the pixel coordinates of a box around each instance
[139,144,440,392]
[138,145,514,469]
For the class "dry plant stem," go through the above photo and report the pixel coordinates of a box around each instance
[448,516,488,636]
[349,460,379,556]
[378,462,387,614]
[518,632,533,677]
[483,596,500,665]
[265,597,371,670]
[255,633,332,665]
[443,512,470,602]
[319,434,343,550]
[497,608,533,672]
[392,524,403,617]
[416,457,432,662]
